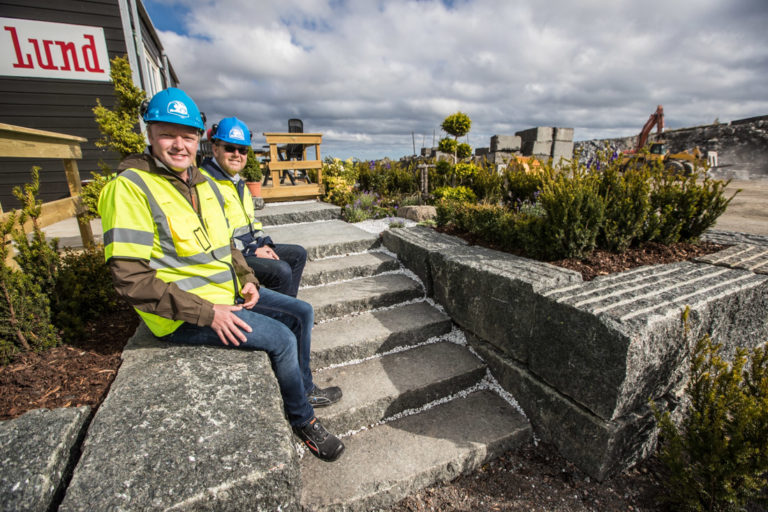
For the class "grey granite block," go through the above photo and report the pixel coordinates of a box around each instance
[0,407,90,512]
[60,324,300,512]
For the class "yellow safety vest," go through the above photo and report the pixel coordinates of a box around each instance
[201,169,264,251]
[99,168,238,336]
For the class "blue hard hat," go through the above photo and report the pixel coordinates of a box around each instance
[211,117,252,146]
[142,88,205,131]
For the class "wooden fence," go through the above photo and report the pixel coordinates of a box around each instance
[0,123,94,261]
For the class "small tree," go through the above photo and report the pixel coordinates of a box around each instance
[84,56,146,219]
[0,169,61,363]
[440,112,472,164]
[652,315,768,511]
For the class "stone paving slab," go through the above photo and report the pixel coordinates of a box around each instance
[257,200,341,226]
[302,251,399,287]
[60,324,299,512]
[310,301,452,368]
[266,220,380,260]
[312,341,486,434]
[695,243,768,274]
[300,390,531,512]
[0,407,90,512]
[299,273,424,322]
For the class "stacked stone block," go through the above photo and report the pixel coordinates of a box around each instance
[383,227,768,480]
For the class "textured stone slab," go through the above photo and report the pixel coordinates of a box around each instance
[553,127,574,141]
[704,229,768,247]
[522,140,553,157]
[302,251,399,287]
[312,341,486,433]
[0,407,90,512]
[431,243,582,363]
[311,301,452,368]
[257,200,341,226]
[299,273,423,322]
[382,226,467,295]
[471,337,651,481]
[695,243,768,274]
[551,140,574,161]
[536,262,768,421]
[515,126,553,142]
[60,324,299,512]
[490,134,521,152]
[266,220,380,260]
[300,390,530,512]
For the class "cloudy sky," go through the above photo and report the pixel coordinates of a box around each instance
[143,0,768,160]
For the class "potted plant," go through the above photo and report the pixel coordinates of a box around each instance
[241,147,263,198]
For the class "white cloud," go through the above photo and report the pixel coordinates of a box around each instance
[147,0,768,159]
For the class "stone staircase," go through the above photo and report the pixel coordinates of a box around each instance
[1,201,530,512]
[262,203,532,510]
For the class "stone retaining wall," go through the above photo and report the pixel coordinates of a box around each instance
[383,226,768,480]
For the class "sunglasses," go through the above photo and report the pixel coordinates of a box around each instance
[217,143,249,155]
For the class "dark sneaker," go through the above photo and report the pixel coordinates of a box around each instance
[294,417,345,462]
[306,385,342,408]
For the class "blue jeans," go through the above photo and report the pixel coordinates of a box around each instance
[162,287,316,427]
[245,243,307,297]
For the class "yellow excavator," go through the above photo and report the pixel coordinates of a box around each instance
[621,105,706,174]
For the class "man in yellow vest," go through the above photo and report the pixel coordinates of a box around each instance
[98,88,343,462]
[200,117,306,297]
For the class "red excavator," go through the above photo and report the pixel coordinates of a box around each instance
[622,105,704,174]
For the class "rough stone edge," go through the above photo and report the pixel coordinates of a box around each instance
[60,323,301,512]
[470,336,658,481]
[258,201,342,227]
[0,406,90,512]
[382,225,468,296]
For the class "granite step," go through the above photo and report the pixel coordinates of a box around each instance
[300,389,531,512]
[312,340,486,434]
[256,200,341,227]
[310,301,452,368]
[299,273,424,322]
[301,251,400,287]
[265,220,380,260]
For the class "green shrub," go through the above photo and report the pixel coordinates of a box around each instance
[441,112,471,139]
[433,185,477,203]
[469,164,504,203]
[503,166,543,205]
[598,165,652,252]
[53,246,118,341]
[0,170,61,363]
[641,168,735,245]
[536,163,606,260]
[653,331,768,511]
[240,147,263,182]
[438,137,457,155]
[456,142,472,160]
[322,157,358,206]
[343,192,392,223]
[430,160,453,190]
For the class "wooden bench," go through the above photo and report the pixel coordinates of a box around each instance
[261,132,324,201]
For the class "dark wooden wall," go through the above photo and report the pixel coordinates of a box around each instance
[0,0,169,210]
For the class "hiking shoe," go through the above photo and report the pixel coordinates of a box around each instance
[294,417,345,462]
[306,385,342,408]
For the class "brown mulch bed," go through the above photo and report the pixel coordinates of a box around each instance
[0,302,138,421]
[0,238,730,511]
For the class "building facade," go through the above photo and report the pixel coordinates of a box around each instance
[0,0,177,209]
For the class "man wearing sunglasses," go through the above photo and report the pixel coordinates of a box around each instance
[99,92,344,462]
[201,118,307,298]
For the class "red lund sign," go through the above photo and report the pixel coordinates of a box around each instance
[0,17,110,81]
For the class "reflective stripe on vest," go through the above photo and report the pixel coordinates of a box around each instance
[201,169,264,250]
[100,168,237,337]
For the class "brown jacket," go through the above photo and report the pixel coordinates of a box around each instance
[106,153,259,328]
